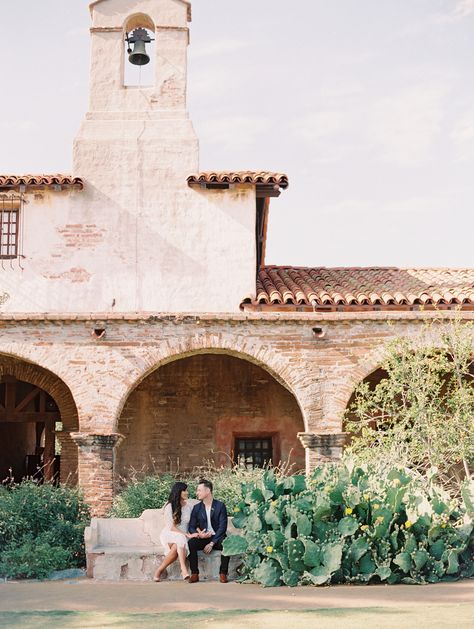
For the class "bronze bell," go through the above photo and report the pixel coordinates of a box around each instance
[126,28,152,66]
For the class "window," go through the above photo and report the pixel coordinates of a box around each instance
[0,196,21,259]
[234,437,273,468]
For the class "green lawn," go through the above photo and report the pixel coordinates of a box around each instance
[1,606,473,629]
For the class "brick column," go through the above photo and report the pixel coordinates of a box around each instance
[55,431,79,486]
[71,433,124,516]
[298,432,349,471]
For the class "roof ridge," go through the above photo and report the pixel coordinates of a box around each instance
[262,265,474,272]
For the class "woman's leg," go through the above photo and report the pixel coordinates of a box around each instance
[154,544,178,581]
[177,544,189,578]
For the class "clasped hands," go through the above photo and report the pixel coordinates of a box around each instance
[186,528,214,553]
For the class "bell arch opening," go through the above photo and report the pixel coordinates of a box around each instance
[123,13,156,88]
[0,355,79,485]
[116,353,306,481]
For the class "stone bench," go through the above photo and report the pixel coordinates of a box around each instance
[85,506,242,581]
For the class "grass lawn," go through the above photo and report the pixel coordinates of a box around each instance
[1,606,473,629]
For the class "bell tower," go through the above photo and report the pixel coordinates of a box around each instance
[68,0,257,314]
[74,0,198,187]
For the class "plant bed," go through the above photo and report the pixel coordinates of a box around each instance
[223,461,474,587]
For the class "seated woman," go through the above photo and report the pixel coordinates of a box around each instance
[154,481,198,582]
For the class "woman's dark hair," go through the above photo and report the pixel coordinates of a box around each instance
[167,482,188,525]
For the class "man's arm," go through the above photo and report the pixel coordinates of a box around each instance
[211,503,228,545]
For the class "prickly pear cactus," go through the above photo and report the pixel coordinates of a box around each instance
[228,460,474,586]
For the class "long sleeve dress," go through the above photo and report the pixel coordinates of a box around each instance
[159,500,196,556]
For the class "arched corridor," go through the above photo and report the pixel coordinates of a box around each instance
[116,353,306,478]
[0,355,79,484]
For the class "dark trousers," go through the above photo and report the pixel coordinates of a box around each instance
[188,538,230,575]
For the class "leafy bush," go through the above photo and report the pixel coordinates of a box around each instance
[110,462,295,518]
[110,473,180,518]
[223,461,474,587]
[0,481,90,579]
[0,539,72,580]
[346,318,474,493]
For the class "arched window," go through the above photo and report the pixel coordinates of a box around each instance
[123,14,156,88]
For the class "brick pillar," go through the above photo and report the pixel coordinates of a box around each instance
[298,432,349,472]
[71,433,124,516]
[55,431,79,486]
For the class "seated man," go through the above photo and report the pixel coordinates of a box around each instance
[187,478,230,583]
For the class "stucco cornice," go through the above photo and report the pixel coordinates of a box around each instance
[0,311,473,324]
[89,0,192,22]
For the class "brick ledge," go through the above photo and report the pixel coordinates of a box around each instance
[0,311,473,323]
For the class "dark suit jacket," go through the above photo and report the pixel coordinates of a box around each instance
[188,499,228,545]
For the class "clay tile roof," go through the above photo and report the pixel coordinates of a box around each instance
[187,172,289,189]
[250,267,474,309]
[0,175,84,190]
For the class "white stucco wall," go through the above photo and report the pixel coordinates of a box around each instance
[1,181,256,313]
[3,0,258,313]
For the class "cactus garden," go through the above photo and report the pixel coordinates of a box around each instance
[222,461,474,587]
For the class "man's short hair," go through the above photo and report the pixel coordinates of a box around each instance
[198,479,213,493]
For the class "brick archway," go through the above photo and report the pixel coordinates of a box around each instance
[113,333,311,432]
[116,352,306,478]
[0,354,79,484]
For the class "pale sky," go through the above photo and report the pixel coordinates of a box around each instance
[0,1,473,268]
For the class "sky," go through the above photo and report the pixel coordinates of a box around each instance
[0,0,473,268]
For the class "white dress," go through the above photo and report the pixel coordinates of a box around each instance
[159,500,197,556]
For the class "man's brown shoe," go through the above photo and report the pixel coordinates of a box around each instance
[219,573,228,584]
[189,574,199,583]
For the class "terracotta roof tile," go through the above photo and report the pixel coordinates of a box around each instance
[0,175,84,190]
[249,267,474,309]
[187,171,289,189]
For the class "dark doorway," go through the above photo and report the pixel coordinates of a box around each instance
[0,376,61,483]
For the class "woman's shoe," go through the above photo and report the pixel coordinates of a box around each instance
[153,570,162,582]
[182,573,190,581]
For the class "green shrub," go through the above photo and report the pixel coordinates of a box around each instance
[110,462,295,518]
[0,539,72,580]
[346,318,474,493]
[223,461,474,587]
[0,481,90,579]
[110,474,179,518]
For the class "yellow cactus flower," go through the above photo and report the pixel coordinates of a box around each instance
[441,524,447,529]
[345,507,353,516]
[266,546,274,553]
[233,507,241,513]
[375,516,384,525]
[405,520,412,529]
[392,478,401,487]
[373,503,380,510]
[360,524,369,531]
[271,500,278,507]
[363,494,370,501]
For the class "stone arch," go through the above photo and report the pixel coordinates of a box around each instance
[114,333,310,432]
[332,344,390,425]
[123,12,155,32]
[116,352,307,477]
[0,352,79,484]
[0,354,78,431]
